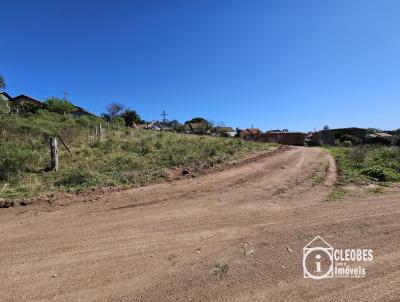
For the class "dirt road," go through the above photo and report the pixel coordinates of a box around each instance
[1,147,400,301]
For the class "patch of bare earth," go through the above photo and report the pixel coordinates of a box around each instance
[1,147,400,301]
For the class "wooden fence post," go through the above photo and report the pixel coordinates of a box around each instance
[94,126,98,144]
[98,123,102,141]
[50,137,59,171]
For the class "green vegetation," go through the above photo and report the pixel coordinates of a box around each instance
[326,188,349,201]
[0,99,10,114]
[121,109,143,127]
[45,97,76,114]
[0,112,275,199]
[210,258,229,278]
[370,186,384,194]
[329,146,400,184]
[312,175,323,185]
[185,117,209,124]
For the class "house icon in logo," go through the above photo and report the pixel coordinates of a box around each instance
[303,236,334,279]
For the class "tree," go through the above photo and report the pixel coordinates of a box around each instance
[206,119,214,129]
[169,120,184,132]
[101,113,111,121]
[235,128,241,138]
[106,102,124,118]
[185,117,208,124]
[46,97,76,114]
[323,125,330,131]
[0,75,5,91]
[122,109,142,127]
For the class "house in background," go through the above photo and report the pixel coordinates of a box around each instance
[133,121,162,131]
[0,92,12,102]
[366,133,400,146]
[212,127,236,137]
[134,123,148,130]
[319,127,367,145]
[305,132,321,146]
[240,128,262,140]
[72,106,96,117]
[184,122,209,134]
[263,131,305,146]
[10,94,47,109]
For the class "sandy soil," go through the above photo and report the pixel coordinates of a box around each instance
[1,147,399,301]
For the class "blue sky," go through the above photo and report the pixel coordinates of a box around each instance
[2,0,400,131]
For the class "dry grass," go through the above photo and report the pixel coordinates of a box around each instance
[210,258,229,278]
[0,112,276,198]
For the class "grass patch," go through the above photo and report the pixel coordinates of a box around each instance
[370,186,384,194]
[242,242,254,259]
[326,188,349,201]
[328,146,400,184]
[0,113,276,198]
[312,175,323,184]
[210,258,229,278]
[0,142,39,181]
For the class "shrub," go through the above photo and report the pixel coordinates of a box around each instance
[361,166,400,182]
[121,109,142,127]
[75,115,91,127]
[0,143,37,181]
[211,258,229,278]
[18,103,43,115]
[339,134,360,145]
[341,140,352,147]
[0,99,10,114]
[46,97,76,114]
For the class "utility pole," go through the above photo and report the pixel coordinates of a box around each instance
[161,110,168,123]
[63,91,69,101]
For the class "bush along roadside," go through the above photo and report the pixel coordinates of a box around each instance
[328,146,400,184]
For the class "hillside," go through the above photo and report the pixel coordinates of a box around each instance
[0,112,275,199]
